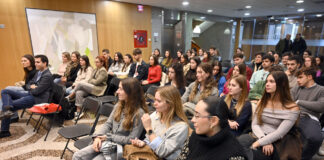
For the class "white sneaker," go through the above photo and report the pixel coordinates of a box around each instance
[317,140,324,156]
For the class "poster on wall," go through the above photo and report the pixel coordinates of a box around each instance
[134,30,147,48]
[25,8,99,72]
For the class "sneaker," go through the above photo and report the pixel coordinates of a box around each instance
[0,131,11,138]
[0,111,14,120]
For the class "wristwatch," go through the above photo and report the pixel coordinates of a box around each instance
[147,129,153,135]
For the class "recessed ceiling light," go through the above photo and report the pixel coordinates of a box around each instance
[270,16,275,19]
[284,17,288,20]
[245,5,252,9]
[182,1,189,6]
[200,16,206,19]
[316,14,322,17]
[297,8,304,12]
[207,9,213,13]
[296,0,304,3]
[244,13,250,16]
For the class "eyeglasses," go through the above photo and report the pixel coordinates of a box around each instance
[193,112,213,119]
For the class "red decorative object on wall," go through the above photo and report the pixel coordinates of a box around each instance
[134,30,147,48]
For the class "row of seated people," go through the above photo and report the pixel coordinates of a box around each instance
[0,49,324,159]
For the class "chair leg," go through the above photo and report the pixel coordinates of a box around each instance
[20,109,26,118]
[61,139,70,159]
[36,116,45,133]
[26,113,34,126]
[44,118,53,141]
[33,116,42,132]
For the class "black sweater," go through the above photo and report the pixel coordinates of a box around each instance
[180,128,246,160]
[22,69,37,90]
[185,69,196,86]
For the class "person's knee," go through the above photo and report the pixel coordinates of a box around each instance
[305,132,323,146]
[72,150,82,160]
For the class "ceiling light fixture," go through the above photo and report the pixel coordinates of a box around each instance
[244,13,250,16]
[297,8,304,12]
[316,14,322,17]
[200,16,206,19]
[193,26,201,33]
[296,0,304,3]
[207,9,213,13]
[182,1,189,6]
[284,17,288,20]
[245,5,252,9]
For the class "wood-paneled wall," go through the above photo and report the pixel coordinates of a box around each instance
[0,0,152,90]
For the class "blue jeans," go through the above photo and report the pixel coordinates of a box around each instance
[0,86,24,118]
[1,88,35,131]
[66,86,74,95]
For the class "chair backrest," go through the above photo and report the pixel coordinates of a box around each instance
[89,103,115,134]
[75,97,101,124]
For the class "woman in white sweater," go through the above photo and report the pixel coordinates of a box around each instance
[108,52,124,77]
[66,55,93,95]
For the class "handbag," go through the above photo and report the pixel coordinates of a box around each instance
[28,103,62,114]
[123,144,161,160]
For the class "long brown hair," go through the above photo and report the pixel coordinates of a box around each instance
[189,63,216,102]
[156,85,189,128]
[114,78,148,131]
[22,54,35,81]
[224,75,248,116]
[256,71,294,125]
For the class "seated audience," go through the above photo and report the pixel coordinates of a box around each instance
[0,55,52,138]
[202,51,212,64]
[198,48,204,60]
[153,48,163,64]
[0,54,37,122]
[177,97,247,160]
[291,67,324,160]
[115,54,133,79]
[173,50,182,64]
[60,51,81,88]
[53,52,70,83]
[131,86,189,160]
[315,56,324,85]
[66,56,108,118]
[72,78,148,160]
[238,71,301,160]
[128,48,148,81]
[285,55,300,89]
[250,54,274,88]
[102,49,113,70]
[223,75,252,136]
[166,63,186,96]
[185,56,201,86]
[212,61,226,95]
[210,47,222,62]
[273,52,281,65]
[66,55,93,95]
[142,55,162,86]
[303,56,316,69]
[303,50,312,60]
[108,52,124,77]
[161,50,173,69]
[281,52,292,71]
[222,63,250,96]
[180,54,190,75]
[226,54,252,80]
[185,49,192,58]
[182,63,218,113]
[249,52,264,73]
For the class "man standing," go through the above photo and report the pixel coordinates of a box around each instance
[276,34,292,56]
[292,33,307,56]
[128,48,148,81]
[291,67,324,160]
[0,55,52,138]
[285,55,300,89]
[249,54,274,88]
[226,54,252,80]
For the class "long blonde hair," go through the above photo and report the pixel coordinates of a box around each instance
[156,86,189,128]
[224,75,248,116]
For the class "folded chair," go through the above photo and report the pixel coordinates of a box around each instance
[58,97,101,159]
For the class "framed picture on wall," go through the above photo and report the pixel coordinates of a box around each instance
[134,30,147,48]
[25,8,99,72]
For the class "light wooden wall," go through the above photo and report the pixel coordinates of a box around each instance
[0,0,152,90]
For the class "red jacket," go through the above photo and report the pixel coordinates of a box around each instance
[147,65,162,84]
[226,65,252,81]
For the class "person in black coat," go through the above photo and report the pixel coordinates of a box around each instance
[292,33,307,56]
[61,51,81,88]
[0,55,53,138]
[128,48,148,81]
[176,97,247,160]
[185,56,201,86]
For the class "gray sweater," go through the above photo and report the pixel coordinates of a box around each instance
[145,112,189,160]
[291,84,324,119]
[252,108,300,146]
[95,105,145,145]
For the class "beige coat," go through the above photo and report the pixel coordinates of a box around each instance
[88,67,108,96]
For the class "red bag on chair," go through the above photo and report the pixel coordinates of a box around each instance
[28,103,62,114]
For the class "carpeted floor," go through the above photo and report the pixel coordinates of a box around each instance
[0,111,107,160]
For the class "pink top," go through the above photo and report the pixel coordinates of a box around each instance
[57,63,68,76]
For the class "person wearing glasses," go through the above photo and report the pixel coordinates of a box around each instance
[176,96,246,160]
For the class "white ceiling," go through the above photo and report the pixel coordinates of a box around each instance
[115,0,324,18]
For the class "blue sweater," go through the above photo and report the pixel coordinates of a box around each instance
[215,76,226,96]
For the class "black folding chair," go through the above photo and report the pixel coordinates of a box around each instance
[58,98,102,159]
[73,103,115,150]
